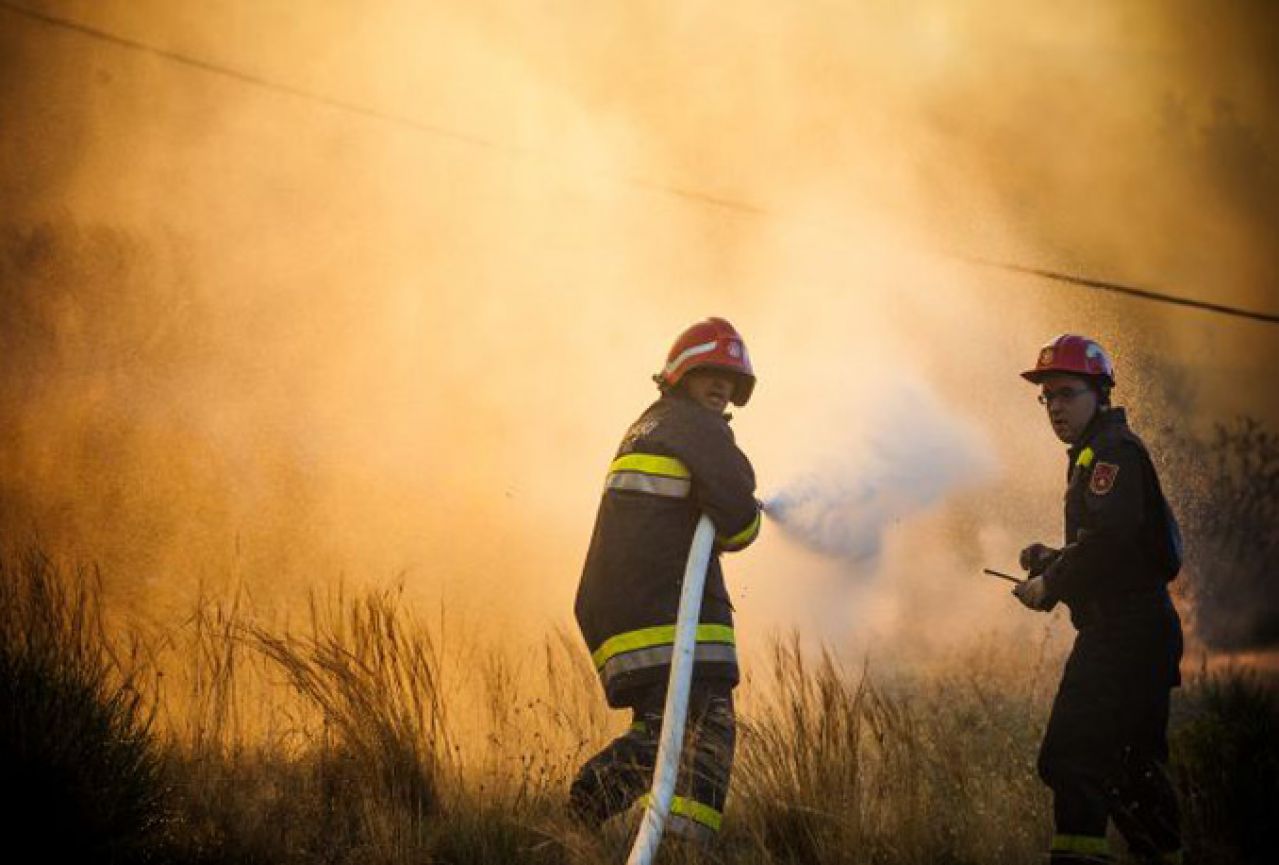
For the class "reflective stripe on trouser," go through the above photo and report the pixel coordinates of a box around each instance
[592,624,736,693]
[568,686,735,842]
[1049,834,1111,863]
[640,794,721,846]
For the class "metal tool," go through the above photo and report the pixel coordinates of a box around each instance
[983,567,1024,584]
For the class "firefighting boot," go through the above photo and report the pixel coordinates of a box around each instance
[568,778,608,830]
[569,714,660,829]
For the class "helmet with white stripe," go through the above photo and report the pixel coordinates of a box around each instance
[1021,333,1116,387]
[655,317,756,406]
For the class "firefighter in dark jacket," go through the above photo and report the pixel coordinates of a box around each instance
[569,316,762,845]
[1014,334,1185,865]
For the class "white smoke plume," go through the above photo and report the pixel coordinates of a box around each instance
[761,378,998,567]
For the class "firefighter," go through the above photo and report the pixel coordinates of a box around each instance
[1014,334,1185,865]
[569,316,762,845]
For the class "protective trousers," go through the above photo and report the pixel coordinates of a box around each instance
[569,683,735,845]
[1037,607,1183,864]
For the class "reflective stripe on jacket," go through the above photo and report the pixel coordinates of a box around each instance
[575,393,760,708]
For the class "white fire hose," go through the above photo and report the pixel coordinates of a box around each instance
[626,513,717,865]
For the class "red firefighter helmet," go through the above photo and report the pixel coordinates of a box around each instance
[1021,334,1116,386]
[656,317,756,406]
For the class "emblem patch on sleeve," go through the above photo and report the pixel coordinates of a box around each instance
[1089,462,1119,495]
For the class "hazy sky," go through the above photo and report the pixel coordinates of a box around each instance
[2,1,1276,659]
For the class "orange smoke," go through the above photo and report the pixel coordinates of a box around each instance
[0,1,1275,661]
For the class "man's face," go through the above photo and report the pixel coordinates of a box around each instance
[1039,373,1099,444]
[682,369,736,413]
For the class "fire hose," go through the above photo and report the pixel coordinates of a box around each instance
[625,513,716,865]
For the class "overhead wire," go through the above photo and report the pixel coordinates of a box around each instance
[3,0,1276,325]
[962,258,1279,325]
[0,0,761,215]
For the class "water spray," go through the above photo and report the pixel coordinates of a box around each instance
[758,379,997,566]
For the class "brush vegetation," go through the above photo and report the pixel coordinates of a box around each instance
[0,549,1275,865]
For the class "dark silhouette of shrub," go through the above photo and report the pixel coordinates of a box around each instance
[1173,669,1279,865]
[0,549,169,863]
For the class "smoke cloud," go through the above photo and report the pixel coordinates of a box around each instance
[0,1,1276,665]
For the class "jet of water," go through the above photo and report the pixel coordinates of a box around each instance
[762,379,997,567]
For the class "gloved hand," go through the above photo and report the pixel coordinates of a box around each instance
[1013,575,1054,611]
[1019,542,1060,576]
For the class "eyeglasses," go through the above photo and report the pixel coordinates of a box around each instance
[1038,386,1089,406]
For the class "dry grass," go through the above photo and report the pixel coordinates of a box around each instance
[1,548,1274,864]
[727,634,1052,864]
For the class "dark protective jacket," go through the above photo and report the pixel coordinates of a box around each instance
[575,392,761,709]
[1042,407,1183,630]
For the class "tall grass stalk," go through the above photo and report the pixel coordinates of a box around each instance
[729,634,1048,864]
[250,584,452,817]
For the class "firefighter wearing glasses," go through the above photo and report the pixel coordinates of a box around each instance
[569,317,762,845]
[1015,334,1185,865]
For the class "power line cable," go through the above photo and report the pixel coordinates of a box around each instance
[965,258,1279,325]
[0,0,761,215]
[0,0,500,149]
[3,0,1277,325]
